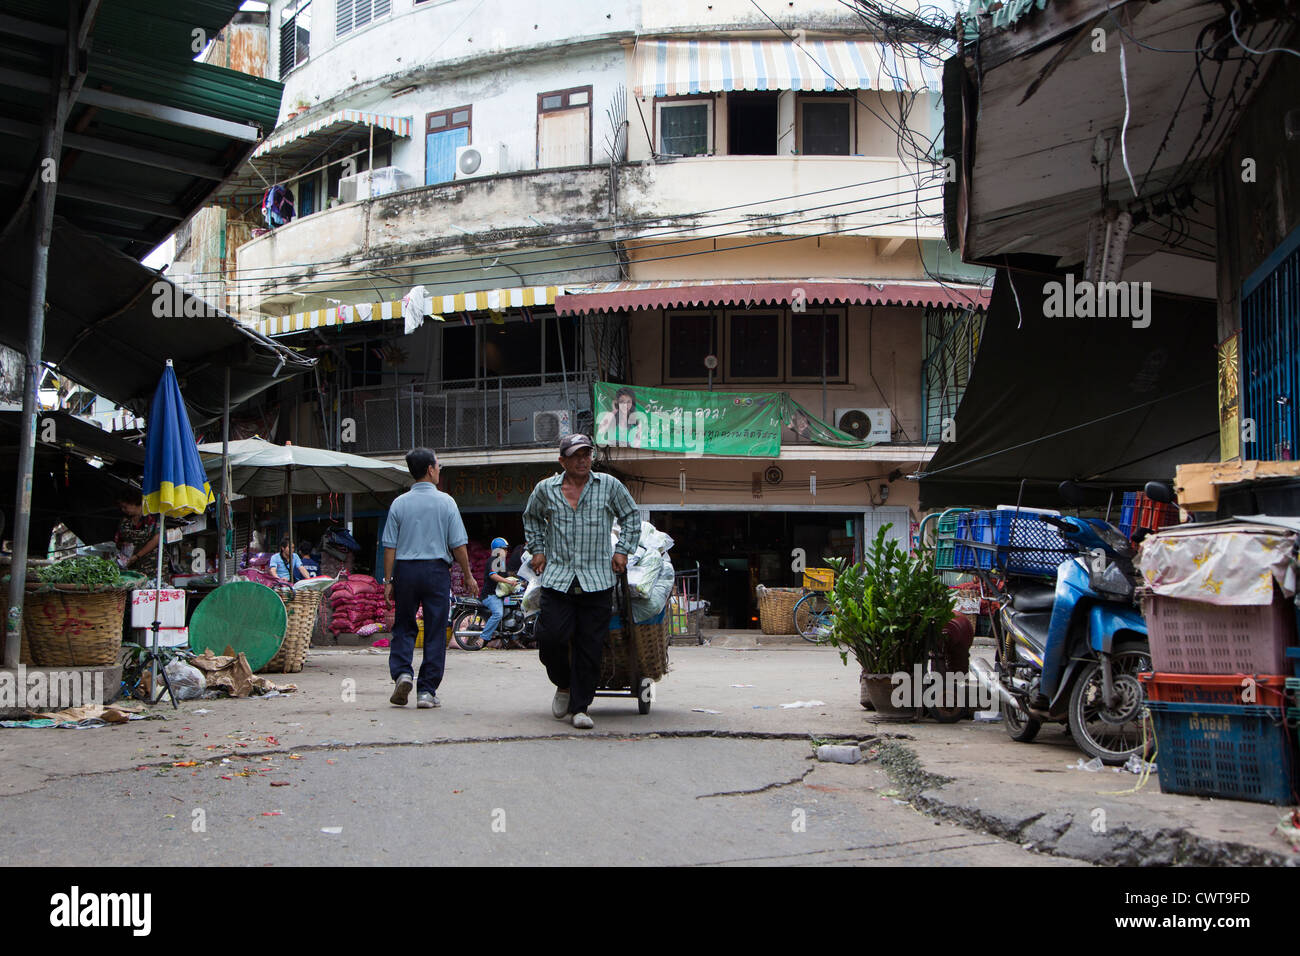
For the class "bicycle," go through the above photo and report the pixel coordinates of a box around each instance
[792,568,835,643]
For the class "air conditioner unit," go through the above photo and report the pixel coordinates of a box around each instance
[533,409,572,443]
[455,144,506,180]
[338,166,411,203]
[834,407,891,443]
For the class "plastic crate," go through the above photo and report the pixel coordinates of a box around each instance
[1288,647,1300,679]
[1139,671,1292,709]
[1136,497,1179,533]
[1146,700,1296,805]
[936,508,970,535]
[802,568,834,591]
[935,539,956,570]
[953,511,997,571]
[990,509,1072,577]
[1142,592,1297,673]
[1118,491,1139,539]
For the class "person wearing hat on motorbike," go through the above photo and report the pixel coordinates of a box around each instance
[479,535,520,646]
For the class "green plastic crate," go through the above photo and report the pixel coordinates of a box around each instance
[936,509,970,536]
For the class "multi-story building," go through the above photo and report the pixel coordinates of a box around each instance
[205,0,990,625]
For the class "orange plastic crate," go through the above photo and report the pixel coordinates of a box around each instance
[1138,671,1292,709]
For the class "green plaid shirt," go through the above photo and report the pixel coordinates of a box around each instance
[523,471,641,592]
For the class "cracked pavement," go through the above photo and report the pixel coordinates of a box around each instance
[0,644,1290,865]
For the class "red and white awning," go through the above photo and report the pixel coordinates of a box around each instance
[553,279,989,315]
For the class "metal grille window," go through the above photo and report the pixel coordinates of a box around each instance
[922,307,984,443]
[656,99,712,157]
[279,0,311,77]
[336,0,390,37]
[1242,230,1300,460]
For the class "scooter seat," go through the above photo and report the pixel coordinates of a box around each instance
[1003,609,1051,653]
[1011,585,1055,613]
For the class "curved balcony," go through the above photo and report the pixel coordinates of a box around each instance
[615,155,943,242]
[235,165,615,310]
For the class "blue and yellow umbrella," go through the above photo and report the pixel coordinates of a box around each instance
[143,361,213,517]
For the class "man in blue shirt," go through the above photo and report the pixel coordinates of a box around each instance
[382,448,477,709]
[523,433,641,729]
[294,541,320,580]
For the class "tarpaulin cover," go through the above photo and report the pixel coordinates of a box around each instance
[918,269,1219,509]
[0,216,313,426]
[1136,523,1297,605]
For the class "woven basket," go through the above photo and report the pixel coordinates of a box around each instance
[261,588,323,673]
[600,611,671,687]
[756,585,801,635]
[22,586,129,666]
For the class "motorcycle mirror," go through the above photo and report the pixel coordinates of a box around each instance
[1144,481,1176,504]
[1058,480,1089,507]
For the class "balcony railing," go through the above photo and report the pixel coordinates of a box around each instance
[338,372,596,455]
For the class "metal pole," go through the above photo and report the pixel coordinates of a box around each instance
[821,308,828,422]
[218,366,230,585]
[5,58,73,668]
[151,511,164,700]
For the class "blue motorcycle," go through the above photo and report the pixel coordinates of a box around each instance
[975,488,1154,765]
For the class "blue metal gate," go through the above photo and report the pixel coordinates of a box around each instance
[1242,225,1300,460]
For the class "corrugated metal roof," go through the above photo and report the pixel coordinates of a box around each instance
[0,0,283,258]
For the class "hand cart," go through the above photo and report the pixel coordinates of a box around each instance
[595,575,670,714]
[669,564,707,645]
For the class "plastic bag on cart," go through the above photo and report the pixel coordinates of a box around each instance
[630,552,675,623]
[626,550,664,598]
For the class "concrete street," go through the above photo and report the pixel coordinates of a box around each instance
[0,642,1292,866]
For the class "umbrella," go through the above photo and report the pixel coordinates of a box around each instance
[195,438,411,566]
[142,360,214,705]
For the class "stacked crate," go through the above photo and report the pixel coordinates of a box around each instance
[1140,592,1299,804]
[1118,490,1179,541]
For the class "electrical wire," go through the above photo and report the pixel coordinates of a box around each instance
[1118,37,1139,197]
[1229,7,1300,59]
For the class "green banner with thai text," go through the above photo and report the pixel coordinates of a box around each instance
[592,383,874,457]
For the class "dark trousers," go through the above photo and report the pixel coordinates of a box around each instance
[537,585,612,714]
[390,559,451,695]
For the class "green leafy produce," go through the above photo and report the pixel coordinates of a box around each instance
[37,555,123,588]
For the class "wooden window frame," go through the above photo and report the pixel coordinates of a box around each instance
[723,309,785,383]
[795,94,856,156]
[653,95,715,158]
[426,104,473,138]
[536,84,593,167]
[662,311,718,384]
[787,307,848,383]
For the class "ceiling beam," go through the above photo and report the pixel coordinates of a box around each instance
[0,115,227,179]
[0,13,66,47]
[0,167,184,219]
[77,88,261,142]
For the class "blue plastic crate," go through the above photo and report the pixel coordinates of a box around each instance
[953,510,997,571]
[1289,647,1300,679]
[1118,491,1138,539]
[1146,700,1296,805]
[990,509,1072,577]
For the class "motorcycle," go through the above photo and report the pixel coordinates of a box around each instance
[971,482,1155,765]
[450,581,537,651]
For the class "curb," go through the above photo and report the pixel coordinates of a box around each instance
[873,740,1296,867]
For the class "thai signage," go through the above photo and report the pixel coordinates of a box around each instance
[593,382,872,457]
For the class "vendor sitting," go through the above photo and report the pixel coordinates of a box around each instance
[270,536,303,581]
[115,488,159,570]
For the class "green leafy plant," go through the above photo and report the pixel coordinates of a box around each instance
[822,524,955,674]
[36,555,123,588]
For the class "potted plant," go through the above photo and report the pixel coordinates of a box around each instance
[823,525,955,719]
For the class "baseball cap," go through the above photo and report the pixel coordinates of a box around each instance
[559,433,595,456]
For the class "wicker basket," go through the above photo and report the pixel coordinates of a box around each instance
[756,585,801,635]
[601,610,671,687]
[22,586,129,666]
[261,588,324,673]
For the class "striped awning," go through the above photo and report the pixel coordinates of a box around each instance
[257,285,561,337]
[553,279,988,314]
[253,110,412,160]
[632,39,943,97]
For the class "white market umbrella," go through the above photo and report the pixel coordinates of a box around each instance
[196,438,411,553]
